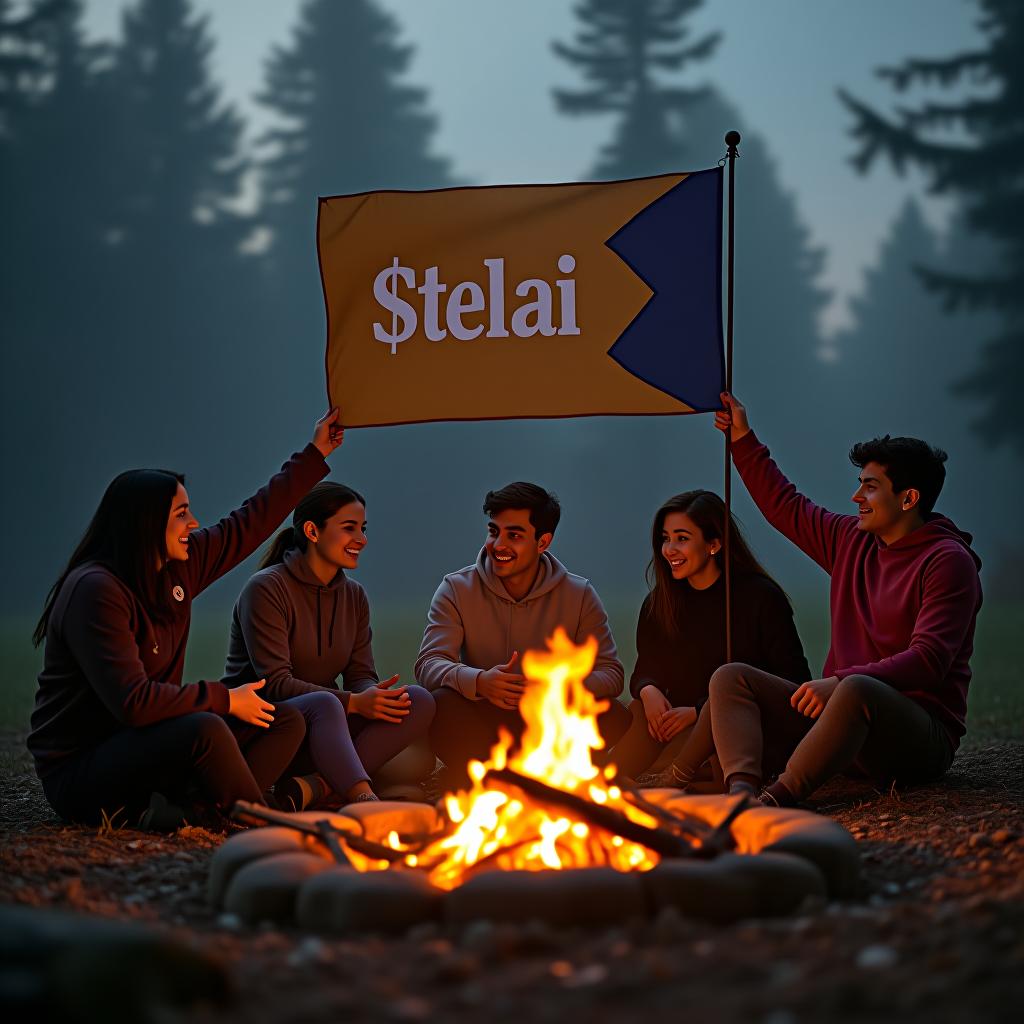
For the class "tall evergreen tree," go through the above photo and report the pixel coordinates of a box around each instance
[824,198,1019,587]
[1,0,125,612]
[109,0,248,282]
[552,0,720,180]
[839,0,1024,455]
[550,7,832,594]
[98,0,256,453]
[244,0,469,590]
[257,0,456,317]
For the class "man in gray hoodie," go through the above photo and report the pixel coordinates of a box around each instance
[416,481,629,787]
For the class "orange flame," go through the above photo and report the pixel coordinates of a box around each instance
[345,628,660,889]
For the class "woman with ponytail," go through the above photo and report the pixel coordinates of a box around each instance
[28,410,344,829]
[223,483,435,809]
[603,490,810,787]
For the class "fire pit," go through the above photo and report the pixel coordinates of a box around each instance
[209,631,860,932]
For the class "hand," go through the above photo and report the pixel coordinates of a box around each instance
[350,679,412,722]
[477,653,526,709]
[639,685,671,740]
[312,407,345,458]
[227,679,275,728]
[714,392,751,443]
[656,705,698,741]
[791,676,840,719]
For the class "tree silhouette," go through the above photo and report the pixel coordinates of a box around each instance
[550,8,832,593]
[839,0,1024,456]
[258,0,456,324]
[552,0,719,180]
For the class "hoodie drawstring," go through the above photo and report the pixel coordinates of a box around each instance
[316,588,322,658]
[328,591,338,649]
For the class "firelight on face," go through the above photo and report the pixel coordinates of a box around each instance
[165,483,198,562]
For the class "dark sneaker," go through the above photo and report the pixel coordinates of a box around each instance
[136,792,188,833]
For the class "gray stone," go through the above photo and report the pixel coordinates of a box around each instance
[334,800,443,844]
[720,852,828,916]
[296,866,443,934]
[445,867,645,928]
[642,857,760,924]
[0,904,230,1020]
[642,851,825,922]
[223,851,334,925]
[208,825,334,908]
[657,795,862,898]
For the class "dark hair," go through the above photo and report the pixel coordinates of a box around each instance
[646,490,777,633]
[33,469,185,646]
[483,481,561,539]
[260,482,366,569]
[849,435,948,515]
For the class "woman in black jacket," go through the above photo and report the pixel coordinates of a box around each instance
[28,410,343,829]
[603,490,810,786]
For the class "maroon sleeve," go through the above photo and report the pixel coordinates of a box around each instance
[732,431,856,574]
[185,445,328,595]
[62,572,230,726]
[834,546,981,690]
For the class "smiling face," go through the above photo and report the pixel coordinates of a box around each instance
[661,511,721,589]
[485,508,551,588]
[305,501,367,571]
[164,483,199,562]
[851,461,915,539]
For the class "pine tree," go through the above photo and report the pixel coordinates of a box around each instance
[825,198,1021,590]
[839,0,1024,455]
[550,9,832,592]
[109,0,248,281]
[257,0,456,307]
[552,0,720,180]
[246,0,462,517]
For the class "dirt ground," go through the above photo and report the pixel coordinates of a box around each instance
[2,730,1022,1023]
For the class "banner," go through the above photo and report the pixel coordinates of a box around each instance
[318,169,724,427]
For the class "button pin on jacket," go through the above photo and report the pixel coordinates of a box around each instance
[172,586,185,602]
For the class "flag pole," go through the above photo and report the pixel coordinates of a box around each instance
[723,130,741,663]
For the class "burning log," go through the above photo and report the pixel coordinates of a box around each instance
[483,768,699,860]
[617,783,716,846]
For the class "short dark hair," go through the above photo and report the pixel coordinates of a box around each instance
[849,435,948,515]
[483,481,561,538]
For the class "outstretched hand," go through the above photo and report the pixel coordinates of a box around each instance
[714,392,751,443]
[227,679,275,728]
[312,407,345,458]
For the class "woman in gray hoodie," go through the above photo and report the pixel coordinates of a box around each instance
[223,483,434,808]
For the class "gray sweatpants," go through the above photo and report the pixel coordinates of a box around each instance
[708,663,955,800]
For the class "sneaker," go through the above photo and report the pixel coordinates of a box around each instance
[136,791,187,833]
[275,773,329,812]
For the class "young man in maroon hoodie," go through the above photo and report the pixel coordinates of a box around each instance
[710,393,983,806]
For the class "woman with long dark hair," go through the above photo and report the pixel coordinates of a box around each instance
[603,490,810,786]
[223,482,435,809]
[28,410,344,829]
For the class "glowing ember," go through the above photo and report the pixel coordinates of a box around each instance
[343,628,661,890]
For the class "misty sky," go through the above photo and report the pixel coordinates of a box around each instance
[82,0,985,333]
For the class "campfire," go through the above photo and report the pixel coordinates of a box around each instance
[348,629,675,888]
[217,632,859,932]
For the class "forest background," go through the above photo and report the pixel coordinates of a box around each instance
[1,0,1019,737]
